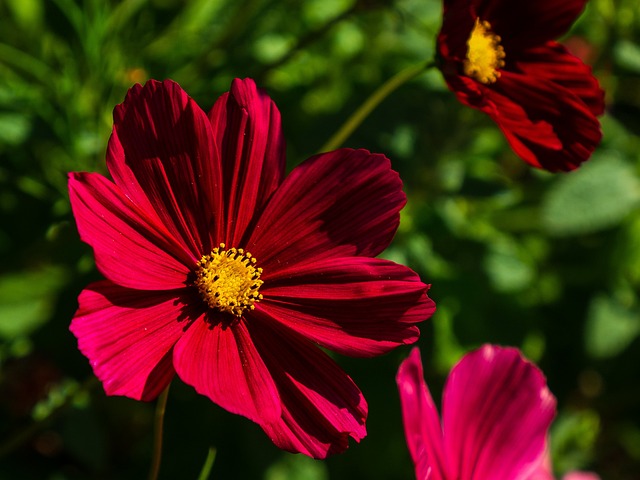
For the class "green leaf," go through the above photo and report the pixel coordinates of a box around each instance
[585,294,640,358]
[542,153,640,236]
[0,113,31,145]
[614,40,640,73]
[484,240,535,292]
[551,409,600,474]
[0,266,68,339]
[265,454,328,480]
[6,0,43,32]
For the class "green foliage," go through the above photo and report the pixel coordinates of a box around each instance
[551,409,601,475]
[542,152,640,237]
[265,454,328,480]
[586,294,640,358]
[0,0,639,478]
[0,266,68,340]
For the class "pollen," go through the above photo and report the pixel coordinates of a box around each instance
[463,18,506,84]
[194,243,263,317]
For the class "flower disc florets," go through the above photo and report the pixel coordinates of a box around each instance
[464,18,506,84]
[195,243,263,317]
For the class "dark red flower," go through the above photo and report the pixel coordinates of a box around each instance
[437,0,605,171]
[68,78,435,458]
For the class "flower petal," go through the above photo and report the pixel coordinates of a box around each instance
[70,281,189,401]
[523,446,554,480]
[246,148,404,271]
[397,348,448,480]
[68,172,191,290]
[249,320,367,458]
[208,78,286,245]
[444,46,603,172]
[257,257,435,357]
[172,317,281,424]
[471,0,589,52]
[515,42,605,117]
[563,473,601,480]
[108,79,223,258]
[442,345,557,480]
[489,67,602,171]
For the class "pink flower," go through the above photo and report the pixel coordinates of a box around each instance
[68,78,435,458]
[527,449,601,480]
[396,345,556,479]
[563,473,600,480]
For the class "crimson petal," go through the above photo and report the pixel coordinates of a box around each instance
[257,256,434,357]
[70,281,189,401]
[246,148,404,271]
[442,345,556,480]
[208,78,286,246]
[68,172,191,290]
[249,320,367,459]
[172,317,281,424]
[490,69,602,171]
[515,42,605,117]
[109,79,223,258]
[467,0,589,52]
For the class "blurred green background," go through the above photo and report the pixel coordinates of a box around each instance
[1,0,640,478]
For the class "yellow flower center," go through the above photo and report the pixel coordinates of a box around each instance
[463,18,506,84]
[194,243,263,317]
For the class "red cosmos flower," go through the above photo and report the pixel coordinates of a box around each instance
[437,0,605,171]
[68,78,435,458]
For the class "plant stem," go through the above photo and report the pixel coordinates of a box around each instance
[197,447,217,480]
[148,385,171,480]
[319,60,436,153]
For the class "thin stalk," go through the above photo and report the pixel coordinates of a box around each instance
[197,447,217,480]
[319,60,436,153]
[148,385,171,480]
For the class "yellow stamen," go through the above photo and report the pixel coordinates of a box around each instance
[194,243,263,317]
[463,18,506,84]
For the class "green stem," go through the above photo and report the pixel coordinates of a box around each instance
[148,385,171,480]
[197,447,217,480]
[319,60,436,153]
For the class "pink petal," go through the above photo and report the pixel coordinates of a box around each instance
[208,78,285,245]
[257,256,435,357]
[563,472,601,480]
[523,445,554,480]
[396,348,448,480]
[108,79,223,258]
[442,345,557,480]
[249,320,367,458]
[172,316,281,424]
[246,148,404,271]
[70,281,189,401]
[68,172,191,290]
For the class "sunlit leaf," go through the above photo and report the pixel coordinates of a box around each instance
[0,266,68,339]
[542,153,640,236]
[265,454,328,480]
[585,294,640,358]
